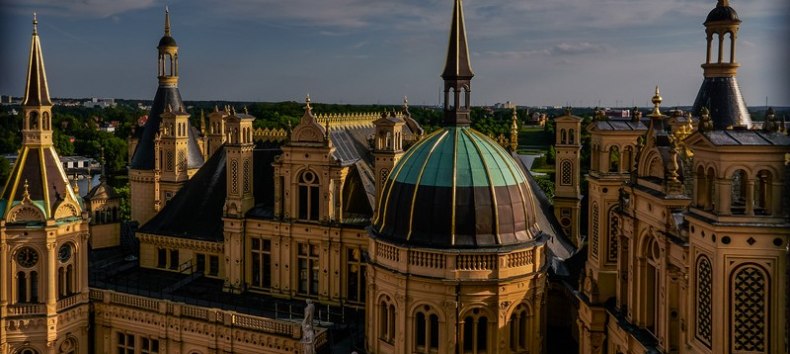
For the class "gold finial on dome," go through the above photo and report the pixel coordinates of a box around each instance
[32,12,38,35]
[305,94,312,110]
[22,179,31,200]
[650,86,663,117]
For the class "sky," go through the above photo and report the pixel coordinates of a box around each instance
[0,0,787,107]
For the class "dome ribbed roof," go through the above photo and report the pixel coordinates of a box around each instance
[706,5,739,24]
[372,126,539,248]
[158,35,177,48]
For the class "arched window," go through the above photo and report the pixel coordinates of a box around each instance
[706,167,716,211]
[56,243,76,299]
[560,129,567,144]
[695,255,713,349]
[641,235,661,334]
[695,166,707,208]
[569,129,575,145]
[29,111,39,130]
[754,170,772,215]
[730,169,747,214]
[414,306,440,353]
[609,146,620,173]
[462,86,470,109]
[730,264,769,352]
[591,144,599,171]
[298,170,320,221]
[509,304,530,352]
[446,87,456,110]
[462,309,489,354]
[623,146,633,172]
[379,297,396,344]
[58,337,77,354]
[17,272,26,303]
[43,112,50,130]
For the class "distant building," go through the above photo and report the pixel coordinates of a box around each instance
[82,97,116,108]
[493,100,517,109]
[60,155,99,172]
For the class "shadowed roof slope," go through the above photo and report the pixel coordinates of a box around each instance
[139,147,227,241]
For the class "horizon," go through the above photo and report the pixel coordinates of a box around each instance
[0,0,788,107]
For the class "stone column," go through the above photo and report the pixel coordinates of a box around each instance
[745,179,755,215]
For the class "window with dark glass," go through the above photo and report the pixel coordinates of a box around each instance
[346,248,366,303]
[251,238,272,289]
[298,243,319,295]
[141,337,159,354]
[298,171,320,221]
[463,311,489,354]
[157,248,166,268]
[169,249,179,270]
[116,332,134,354]
[196,254,205,273]
[209,255,219,276]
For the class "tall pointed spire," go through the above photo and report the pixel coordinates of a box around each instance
[22,12,51,107]
[442,0,474,80]
[441,0,474,126]
[164,6,171,36]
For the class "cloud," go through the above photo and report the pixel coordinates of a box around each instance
[485,42,611,59]
[3,0,160,18]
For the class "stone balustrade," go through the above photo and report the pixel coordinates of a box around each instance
[371,239,543,280]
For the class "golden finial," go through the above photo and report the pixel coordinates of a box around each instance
[199,109,206,134]
[72,175,80,194]
[305,94,312,110]
[32,12,38,35]
[22,179,30,199]
[403,96,409,109]
[650,86,663,117]
[164,6,171,36]
[213,104,219,113]
[243,106,249,115]
[699,107,713,132]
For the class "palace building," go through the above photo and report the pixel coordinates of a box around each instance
[1,1,787,354]
[574,1,789,354]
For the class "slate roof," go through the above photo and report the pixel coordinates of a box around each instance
[84,179,119,200]
[139,144,281,242]
[129,85,205,170]
[703,130,790,146]
[692,77,752,130]
[139,146,227,241]
[590,119,648,131]
[330,128,372,165]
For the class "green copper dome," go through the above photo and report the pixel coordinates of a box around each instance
[373,126,539,248]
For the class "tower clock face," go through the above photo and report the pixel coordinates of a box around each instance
[16,247,39,268]
[58,244,72,263]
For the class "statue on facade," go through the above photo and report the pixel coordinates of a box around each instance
[301,299,316,354]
